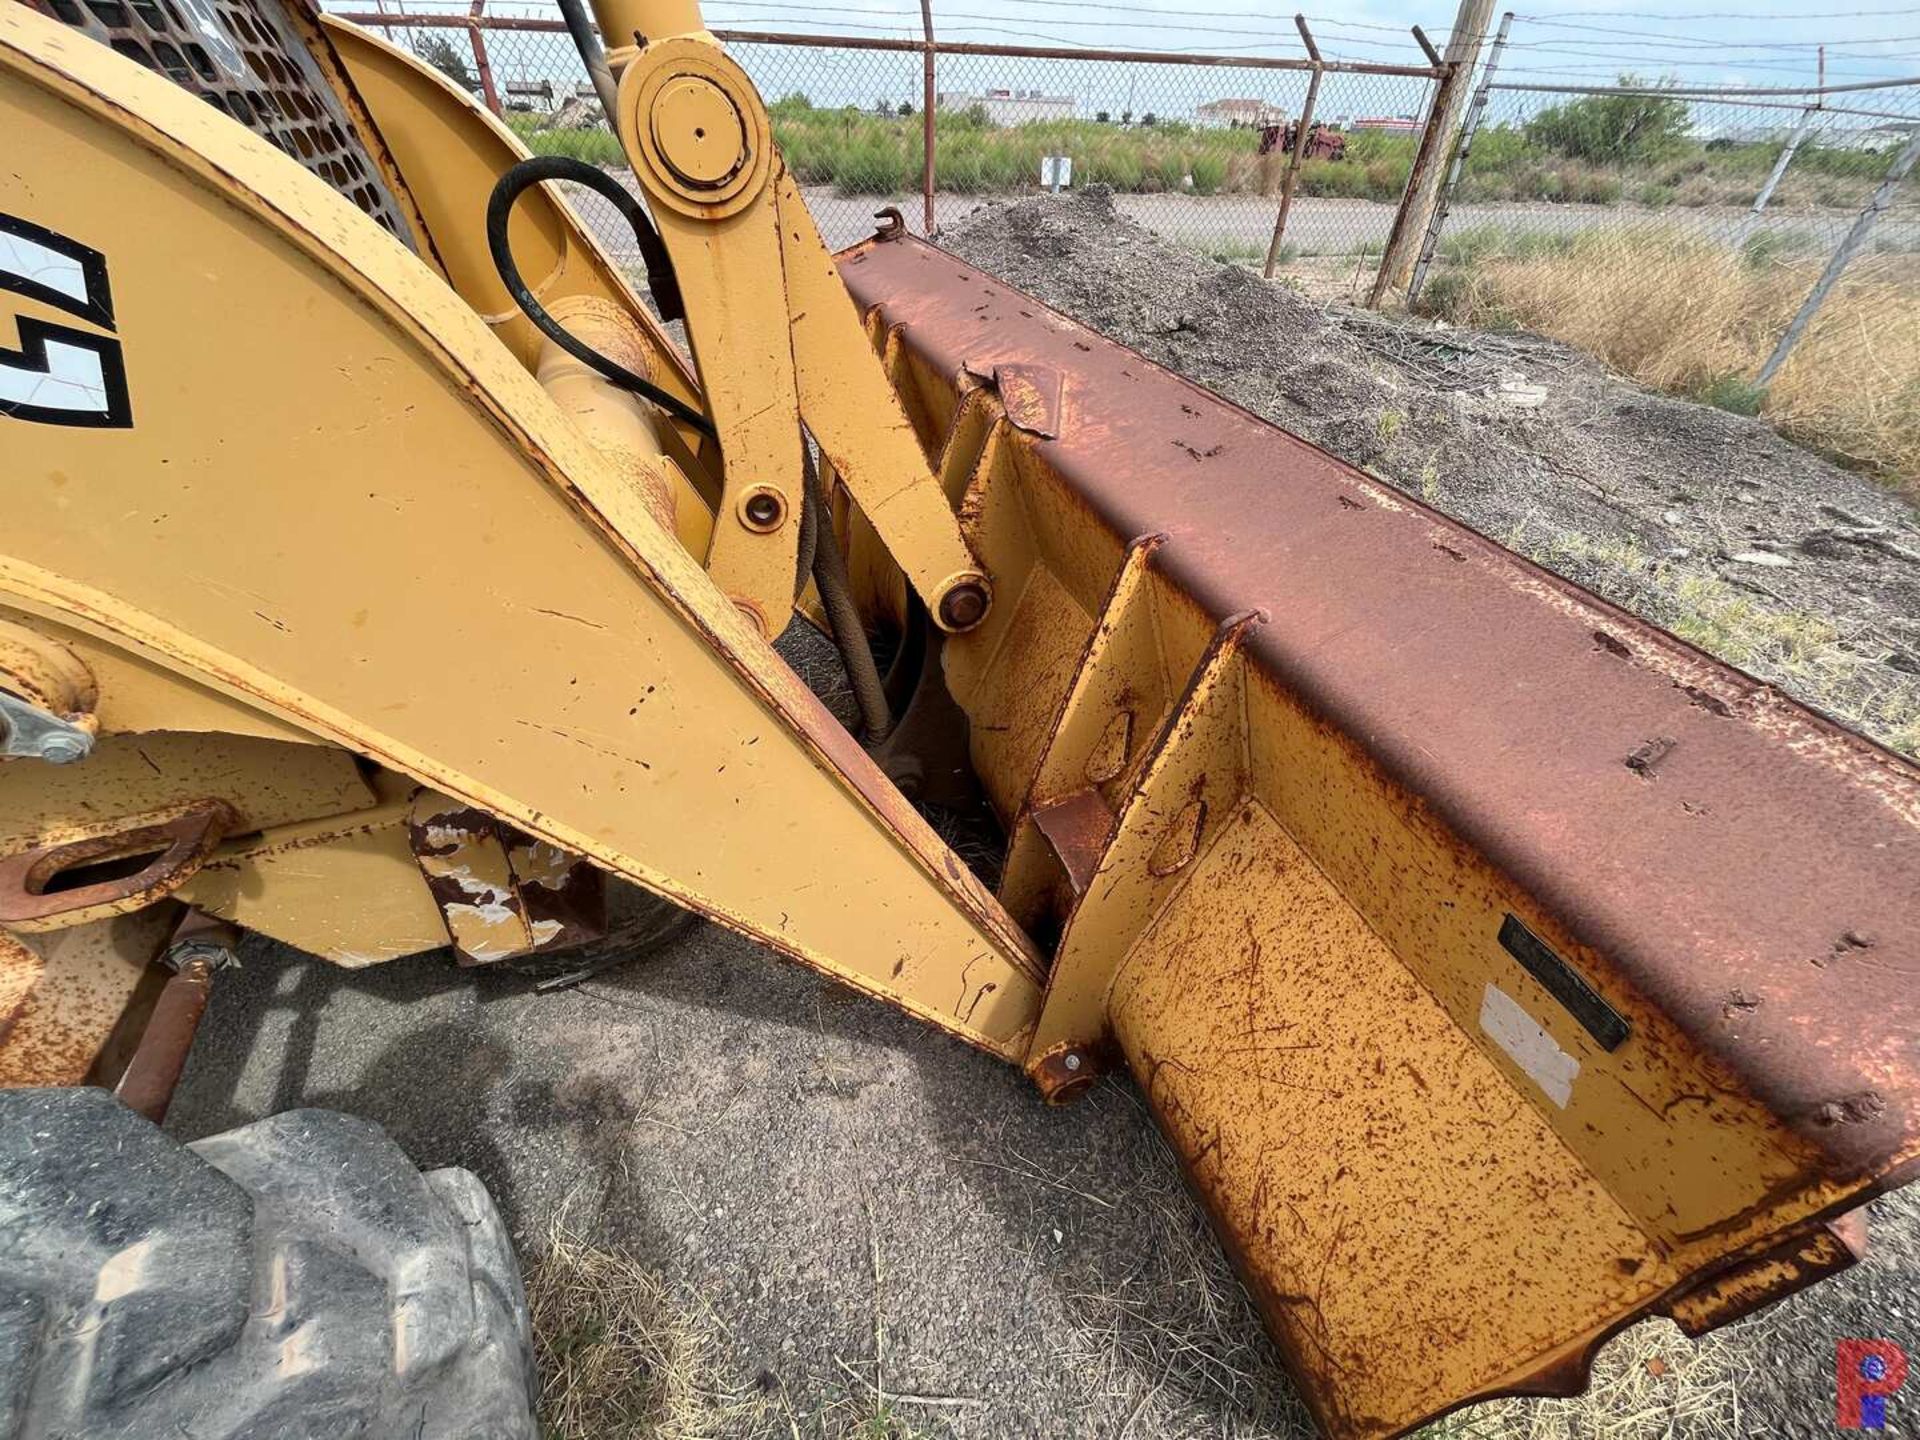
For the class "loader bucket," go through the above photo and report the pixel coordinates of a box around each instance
[837,233,1920,1439]
[6,3,1920,1434]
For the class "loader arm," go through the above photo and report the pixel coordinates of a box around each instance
[2,1,1919,1437]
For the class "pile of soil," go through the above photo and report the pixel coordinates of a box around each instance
[943,187,1920,755]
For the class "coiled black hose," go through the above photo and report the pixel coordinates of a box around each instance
[485,155,716,440]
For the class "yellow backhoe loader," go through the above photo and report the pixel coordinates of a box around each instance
[1,0,1916,1434]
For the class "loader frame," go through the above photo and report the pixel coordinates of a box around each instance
[3,0,1918,1434]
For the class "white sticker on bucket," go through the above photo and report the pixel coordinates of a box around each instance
[1479,982,1579,1108]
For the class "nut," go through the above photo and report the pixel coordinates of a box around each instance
[937,580,990,631]
[37,733,90,765]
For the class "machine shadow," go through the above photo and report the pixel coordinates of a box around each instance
[167,911,1311,1436]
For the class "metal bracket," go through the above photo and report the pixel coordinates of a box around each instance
[0,688,93,764]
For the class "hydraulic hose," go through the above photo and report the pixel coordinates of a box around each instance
[485,156,715,439]
[804,451,892,742]
[555,0,619,122]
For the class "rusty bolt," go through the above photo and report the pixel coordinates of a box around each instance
[937,580,990,631]
[1032,1043,1098,1105]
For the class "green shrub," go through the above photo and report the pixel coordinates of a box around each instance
[1468,124,1540,169]
[1796,141,1894,178]
[1418,266,1477,318]
[1363,157,1409,197]
[940,142,987,192]
[835,138,910,194]
[1082,146,1144,189]
[1296,157,1370,199]
[1741,228,1818,270]
[1188,153,1227,195]
[518,126,623,166]
[1579,172,1623,204]
[1344,130,1418,168]
[1525,80,1692,163]
[1698,372,1767,416]
[1439,224,1504,264]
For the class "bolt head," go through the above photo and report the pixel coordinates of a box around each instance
[937,581,990,631]
[1063,1052,1083,1072]
[38,734,89,765]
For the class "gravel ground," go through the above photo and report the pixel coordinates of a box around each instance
[169,188,1920,1439]
[166,918,1920,1440]
[943,187,1920,757]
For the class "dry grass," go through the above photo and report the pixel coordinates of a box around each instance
[1502,523,1920,758]
[1432,1310,1790,1440]
[526,1210,769,1439]
[1428,228,1920,493]
[1036,1083,1316,1439]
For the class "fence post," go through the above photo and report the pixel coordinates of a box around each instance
[1408,10,1510,306]
[920,0,937,235]
[1369,0,1496,307]
[1261,14,1322,278]
[466,0,502,116]
[1750,105,1817,219]
[1755,127,1920,387]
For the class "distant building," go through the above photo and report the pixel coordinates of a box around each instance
[936,87,1075,125]
[1351,115,1423,136]
[1196,97,1284,128]
[1693,121,1794,146]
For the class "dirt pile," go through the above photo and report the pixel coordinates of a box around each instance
[944,186,1920,756]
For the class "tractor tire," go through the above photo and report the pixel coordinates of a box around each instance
[0,1088,536,1439]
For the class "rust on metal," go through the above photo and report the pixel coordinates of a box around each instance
[1662,1210,1869,1336]
[504,832,607,953]
[0,800,235,931]
[843,232,1920,1176]
[961,361,1063,439]
[1263,32,1324,278]
[1029,787,1113,896]
[0,909,178,1088]
[917,0,935,233]
[113,912,235,1123]
[0,616,97,723]
[408,791,606,963]
[1146,797,1207,877]
[1084,709,1133,785]
[463,0,501,115]
[1030,1040,1099,1105]
[409,794,535,963]
[841,233,1920,1435]
[334,14,1445,76]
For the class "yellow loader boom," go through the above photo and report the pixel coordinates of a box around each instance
[1,0,1916,1433]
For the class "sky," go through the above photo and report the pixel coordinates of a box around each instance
[603,0,1920,89]
[345,0,1920,127]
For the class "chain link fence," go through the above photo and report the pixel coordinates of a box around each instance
[1412,73,1920,482]
[333,4,1441,294]
[328,4,1920,481]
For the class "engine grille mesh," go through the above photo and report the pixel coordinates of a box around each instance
[27,0,413,243]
